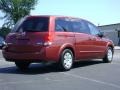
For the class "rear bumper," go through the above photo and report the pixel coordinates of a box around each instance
[2,50,47,62]
[2,47,58,62]
[2,45,60,62]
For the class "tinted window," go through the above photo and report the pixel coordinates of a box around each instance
[12,17,25,32]
[13,17,49,32]
[87,22,100,35]
[72,20,90,34]
[55,18,73,32]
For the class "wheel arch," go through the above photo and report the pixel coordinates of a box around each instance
[107,43,114,54]
[58,44,75,61]
[103,43,114,63]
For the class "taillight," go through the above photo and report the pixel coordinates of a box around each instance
[44,41,52,46]
[36,41,52,46]
[44,34,53,41]
[44,34,53,46]
[36,33,54,46]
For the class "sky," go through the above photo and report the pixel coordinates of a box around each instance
[0,0,120,27]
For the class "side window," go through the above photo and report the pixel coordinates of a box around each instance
[55,19,65,32]
[87,22,100,35]
[72,20,90,34]
[55,18,73,32]
[72,21,82,33]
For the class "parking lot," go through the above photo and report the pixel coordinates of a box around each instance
[0,50,120,90]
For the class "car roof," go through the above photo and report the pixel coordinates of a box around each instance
[26,15,84,20]
[26,15,94,25]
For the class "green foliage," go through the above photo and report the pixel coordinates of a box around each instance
[0,0,37,28]
[0,27,11,38]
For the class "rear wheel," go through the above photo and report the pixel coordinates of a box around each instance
[15,62,30,71]
[103,47,113,63]
[59,49,73,71]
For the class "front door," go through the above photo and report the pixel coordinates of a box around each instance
[87,21,106,58]
[72,20,95,60]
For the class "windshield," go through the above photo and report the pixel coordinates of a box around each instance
[12,17,49,32]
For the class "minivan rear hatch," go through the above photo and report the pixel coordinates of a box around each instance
[6,16,50,53]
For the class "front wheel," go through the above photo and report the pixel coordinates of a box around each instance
[59,49,73,71]
[15,62,30,71]
[103,47,113,63]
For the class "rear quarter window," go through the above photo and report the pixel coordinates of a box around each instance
[55,18,73,32]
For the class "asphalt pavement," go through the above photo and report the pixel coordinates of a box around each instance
[0,50,120,90]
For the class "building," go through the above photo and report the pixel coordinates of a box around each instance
[98,23,120,45]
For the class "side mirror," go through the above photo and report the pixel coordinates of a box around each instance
[97,32,104,38]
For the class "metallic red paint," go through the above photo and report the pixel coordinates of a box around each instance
[2,15,114,63]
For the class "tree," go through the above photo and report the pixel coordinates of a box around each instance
[0,0,37,28]
[0,27,10,38]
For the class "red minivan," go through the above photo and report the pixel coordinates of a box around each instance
[2,15,114,71]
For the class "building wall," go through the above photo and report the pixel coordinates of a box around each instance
[104,30,119,45]
[98,23,120,45]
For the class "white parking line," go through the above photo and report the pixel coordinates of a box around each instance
[0,78,63,85]
[0,80,35,85]
[45,77,64,82]
[61,72,120,89]
[111,63,120,65]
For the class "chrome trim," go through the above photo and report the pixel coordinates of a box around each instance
[7,43,13,45]
[36,42,43,45]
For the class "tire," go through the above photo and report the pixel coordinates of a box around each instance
[59,49,73,71]
[103,47,113,63]
[15,62,30,71]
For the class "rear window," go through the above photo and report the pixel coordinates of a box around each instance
[12,17,49,32]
